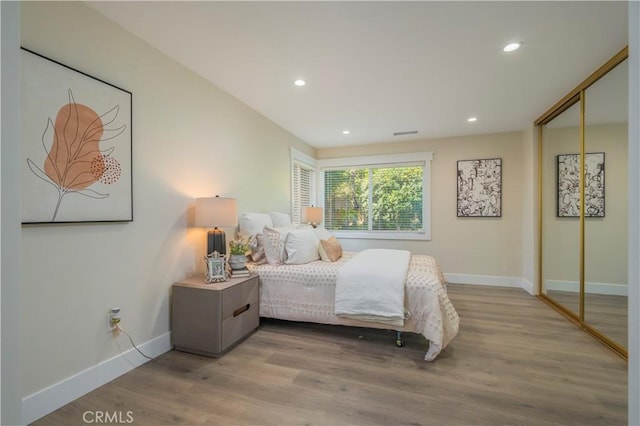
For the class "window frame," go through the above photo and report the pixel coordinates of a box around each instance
[317,152,433,240]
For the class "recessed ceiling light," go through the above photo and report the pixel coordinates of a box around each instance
[503,42,522,52]
[467,117,478,122]
[342,130,350,135]
[294,79,306,87]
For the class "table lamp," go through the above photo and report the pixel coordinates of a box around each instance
[302,206,323,228]
[195,196,238,256]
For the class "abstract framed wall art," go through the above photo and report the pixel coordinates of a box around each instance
[556,152,605,217]
[457,158,502,217]
[21,48,132,224]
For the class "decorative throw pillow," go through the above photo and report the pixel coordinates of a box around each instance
[319,236,343,262]
[284,228,320,264]
[315,227,334,260]
[262,226,289,266]
[248,233,267,264]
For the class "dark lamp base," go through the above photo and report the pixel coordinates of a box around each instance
[207,228,226,256]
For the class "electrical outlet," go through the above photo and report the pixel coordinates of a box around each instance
[107,316,118,332]
[107,307,121,333]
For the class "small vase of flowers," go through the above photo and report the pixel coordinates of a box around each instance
[228,235,250,270]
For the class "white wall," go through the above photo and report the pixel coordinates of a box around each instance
[20,2,313,422]
[628,1,639,424]
[316,131,526,288]
[1,2,22,424]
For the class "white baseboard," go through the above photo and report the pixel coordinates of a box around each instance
[520,279,535,295]
[444,273,627,297]
[445,273,536,295]
[545,279,628,296]
[22,331,172,425]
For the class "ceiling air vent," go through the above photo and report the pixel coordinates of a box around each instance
[393,130,418,136]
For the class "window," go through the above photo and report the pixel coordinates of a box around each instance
[318,152,432,240]
[290,148,316,224]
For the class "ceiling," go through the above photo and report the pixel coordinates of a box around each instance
[88,1,628,149]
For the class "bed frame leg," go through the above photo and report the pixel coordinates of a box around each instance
[395,331,404,347]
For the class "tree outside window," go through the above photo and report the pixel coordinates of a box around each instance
[324,165,423,232]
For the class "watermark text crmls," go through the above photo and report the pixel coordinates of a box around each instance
[82,410,134,424]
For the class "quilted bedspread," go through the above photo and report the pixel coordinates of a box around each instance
[335,249,410,325]
[248,252,459,361]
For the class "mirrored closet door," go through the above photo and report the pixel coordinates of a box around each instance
[583,59,628,351]
[540,99,581,319]
[537,47,628,359]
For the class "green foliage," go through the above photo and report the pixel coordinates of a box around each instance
[371,167,423,230]
[324,166,423,231]
[229,235,250,255]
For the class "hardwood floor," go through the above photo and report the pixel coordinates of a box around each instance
[33,284,627,426]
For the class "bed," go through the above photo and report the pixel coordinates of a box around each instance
[239,212,460,361]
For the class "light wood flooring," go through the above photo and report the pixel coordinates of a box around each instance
[33,284,627,426]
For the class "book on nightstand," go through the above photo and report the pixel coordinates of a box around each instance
[230,267,251,278]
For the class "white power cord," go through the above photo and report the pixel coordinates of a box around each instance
[114,324,155,361]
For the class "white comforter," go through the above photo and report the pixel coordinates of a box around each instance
[250,252,459,361]
[335,249,410,326]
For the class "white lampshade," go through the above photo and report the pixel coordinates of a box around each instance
[195,196,238,228]
[302,206,323,225]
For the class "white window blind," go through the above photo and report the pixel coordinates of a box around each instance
[292,163,312,224]
[290,148,316,224]
[323,165,424,232]
[318,152,432,240]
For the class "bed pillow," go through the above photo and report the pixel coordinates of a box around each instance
[270,212,293,228]
[239,212,273,237]
[284,228,320,265]
[319,236,343,262]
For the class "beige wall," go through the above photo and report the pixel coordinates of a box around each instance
[317,131,525,280]
[1,2,23,424]
[20,1,313,398]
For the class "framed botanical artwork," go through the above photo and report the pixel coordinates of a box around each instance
[21,48,132,224]
[556,152,605,217]
[457,158,502,217]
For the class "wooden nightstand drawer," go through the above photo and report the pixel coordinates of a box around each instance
[171,274,260,357]
[243,278,259,304]
[221,300,259,350]
[222,277,259,319]
[222,284,243,320]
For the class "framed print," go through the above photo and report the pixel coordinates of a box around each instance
[204,254,227,283]
[556,152,605,217]
[21,48,132,224]
[457,158,502,217]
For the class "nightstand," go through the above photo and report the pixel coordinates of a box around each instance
[171,274,259,357]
